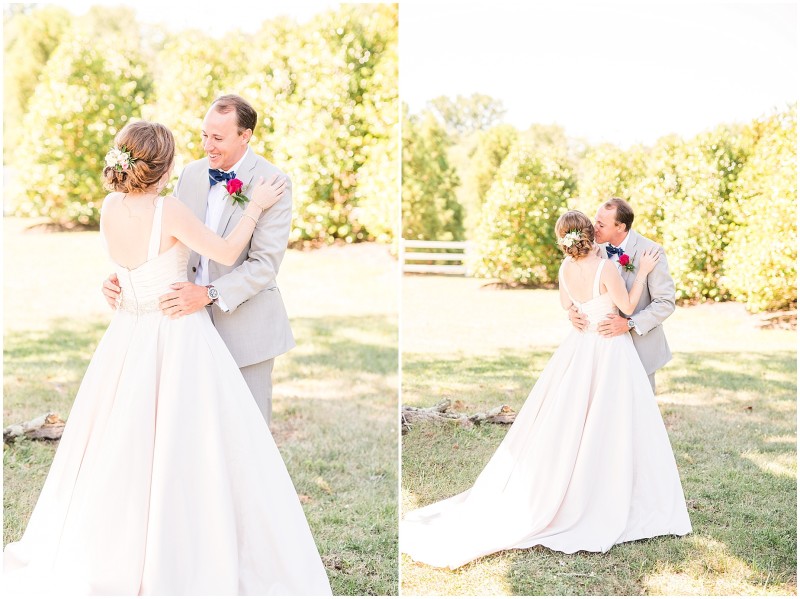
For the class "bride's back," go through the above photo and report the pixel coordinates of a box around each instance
[101,192,176,269]
[560,256,605,303]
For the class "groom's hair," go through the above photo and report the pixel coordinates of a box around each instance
[604,198,634,232]
[212,94,258,135]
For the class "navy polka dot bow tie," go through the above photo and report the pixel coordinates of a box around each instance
[208,168,236,186]
[606,244,624,258]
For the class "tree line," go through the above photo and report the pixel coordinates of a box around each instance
[4,4,398,245]
[402,94,796,313]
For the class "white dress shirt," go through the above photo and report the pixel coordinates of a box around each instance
[609,231,631,269]
[195,148,251,311]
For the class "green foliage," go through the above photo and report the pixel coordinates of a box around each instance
[401,109,463,241]
[636,127,749,302]
[3,5,73,155]
[13,30,152,225]
[7,5,398,243]
[724,107,797,311]
[471,124,519,204]
[473,141,577,285]
[427,93,505,137]
[575,143,646,219]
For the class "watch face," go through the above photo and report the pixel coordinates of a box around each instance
[208,287,219,300]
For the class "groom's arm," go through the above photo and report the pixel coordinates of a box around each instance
[211,176,293,312]
[632,247,675,335]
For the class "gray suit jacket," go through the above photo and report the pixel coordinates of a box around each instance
[175,149,295,367]
[606,230,675,375]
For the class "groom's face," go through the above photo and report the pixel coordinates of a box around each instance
[594,206,625,245]
[202,108,251,171]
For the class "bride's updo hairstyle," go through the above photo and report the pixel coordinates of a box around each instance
[555,210,595,260]
[103,121,175,193]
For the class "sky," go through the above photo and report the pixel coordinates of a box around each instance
[401,1,798,146]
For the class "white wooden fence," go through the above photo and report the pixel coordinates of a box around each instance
[399,239,473,275]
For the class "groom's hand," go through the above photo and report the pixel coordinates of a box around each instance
[598,314,629,337]
[159,282,209,319]
[567,305,589,332]
[102,273,121,310]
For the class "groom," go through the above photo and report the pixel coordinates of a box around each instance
[103,94,294,425]
[569,198,675,392]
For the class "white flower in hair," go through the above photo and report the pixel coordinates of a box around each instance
[558,231,582,247]
[104,146,136,171]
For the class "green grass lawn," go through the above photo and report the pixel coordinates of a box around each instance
[3,218,399,596]
[401,274,796,596]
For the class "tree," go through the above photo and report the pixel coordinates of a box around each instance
[473,140,576,285]
[575,143,646,219]
[723,106,797,312]
[402,108,463,241]
[3,5,73,157]
[13,29,152,225]
[427,93,505,137]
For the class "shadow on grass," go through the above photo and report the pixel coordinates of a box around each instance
[664,350,796,398]
[402,349,553,410]
[402,348,796,595]
[3,318,109,423]
[277,314,397,379]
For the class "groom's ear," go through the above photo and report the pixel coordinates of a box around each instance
[241,128,253,143]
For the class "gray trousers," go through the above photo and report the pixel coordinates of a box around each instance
[239,359,275,427]
[648,372,656,394]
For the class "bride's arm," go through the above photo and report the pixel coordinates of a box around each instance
[602,250,659,314]
[558,261,572,310]
[162,176,285,265]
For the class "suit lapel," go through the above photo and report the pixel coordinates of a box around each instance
[622,230,641,287]
[185,157,211,222]
[216,148,257,236]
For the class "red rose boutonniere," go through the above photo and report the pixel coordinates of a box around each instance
[225,178,249,208]
[618,253,635,272]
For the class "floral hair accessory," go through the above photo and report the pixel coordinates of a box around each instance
[558,230,582,247]
[105,146,136,172]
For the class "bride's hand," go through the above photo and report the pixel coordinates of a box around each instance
[637,247,660,276]
[250,175,287,211]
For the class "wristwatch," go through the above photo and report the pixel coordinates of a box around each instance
[206,285,219,305]
[627,318,636,330]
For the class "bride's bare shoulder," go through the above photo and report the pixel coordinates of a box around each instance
[161,195,187,212]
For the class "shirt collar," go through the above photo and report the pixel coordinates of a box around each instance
[617,231,631,252]
[222,147,250,175]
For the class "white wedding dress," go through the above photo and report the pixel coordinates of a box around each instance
[401,259,691,569]
[3,198,332,595]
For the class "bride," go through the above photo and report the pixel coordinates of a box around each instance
[400,210,691,569]
[3,121,332,595]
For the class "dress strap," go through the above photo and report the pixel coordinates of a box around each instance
[146,197,164,260]
[592,259,606,298]
[559,261,578,306]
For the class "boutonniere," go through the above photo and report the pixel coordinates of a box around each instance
[225,178,249,208]
[618,253,635,272]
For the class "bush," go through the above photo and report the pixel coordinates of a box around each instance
[634,126,748,302]
[723,107,797,312]
[472,141,576,285]
[401,109,463,241]
[575,143,646,221]
[13,31,152,225]
[8,6,398,243]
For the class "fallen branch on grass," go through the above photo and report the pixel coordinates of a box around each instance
[401,399,516,433]
[3,412,65,443]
